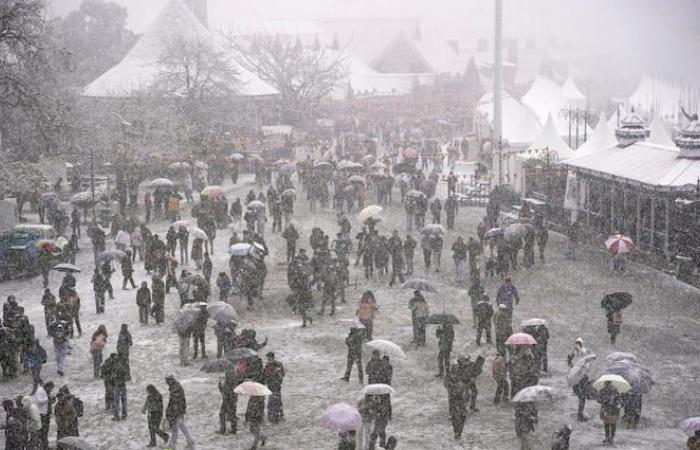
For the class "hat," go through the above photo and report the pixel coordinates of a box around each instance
[498,304,507,309]
[575,337,584,344]
[266,352,275,358]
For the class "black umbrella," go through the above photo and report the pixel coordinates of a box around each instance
[393,162,416,175]
[200,358,236,373]
[601,292,633,311]
[226,347,258,361]
[426,313,460,325]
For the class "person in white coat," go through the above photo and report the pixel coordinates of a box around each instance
[22,396,42,448]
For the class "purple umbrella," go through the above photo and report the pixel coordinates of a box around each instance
[680,417,700,434]
[322,403,362,432]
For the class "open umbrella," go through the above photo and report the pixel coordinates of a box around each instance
[348,175,366,184]
[401,278,437,293]
[505,332,537,346]
[421,224,444,235]
[567,354,597,387]
[57,436,98,450]
[274,159,291,166]
[393,162,416,175]
[483,227,504,239]
[343,185,356,194]
[174,303,206,333]
[230,153,244,160]
[426,313,460,326]
[360,384,396,396]
[234,381,272,397]
[606,360,654,394]
[52,263,81,273]
[183,274,207,288]
[504,223,527,242]
[169,161,190,170]
[605,234,635,254]
[279,163,296,175]
[97,250,127,262]
[247,154,263,162]
[322,403,362,432]
[606,352,639,363]
[230,243,253,256]
[172,219,191,228]
[406,190,425,198]
[281,188,296,197]
[247,200,265,209]
[371,161,388,170]
[69,192,93,205]
[402,147,418,159]
[592,374,632,393]
[226,347,258,361]
[201,185,224,197]
[206,302,238,323]
[200,358,236,373]
[679,417,700,434]
[332,319,366,329]
[190,227,208,240]
[601,292,632,311]
[366,340,407,360]
[150,178,174,188]
[337,160,363,171]
[520,318,547,327]
[358,205,383,222]
[314,161,333,170]
[512,385,556,403]
[35,240,61,253]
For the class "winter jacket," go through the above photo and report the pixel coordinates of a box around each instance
[166,381,187,424]
[136,286,151,307]
[117,331,132,355]
[245,396,265,424]
[21,396,41,433]
[263,360,285,392]
[436,325,454,352]
[90,333,106,351]
[131,229,143,247]
[345,329,365,357]
[54,395,79,437]
[121,257,134,276]
[356,301,378,321]
[143,390,164,414]
[492,354,507,381]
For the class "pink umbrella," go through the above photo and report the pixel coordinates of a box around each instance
[605,234,635,254]
[403,147,418,159]
[201,185,224,198]
[505,332,537,346]
[322,403,362,432]
[679,417,700,434]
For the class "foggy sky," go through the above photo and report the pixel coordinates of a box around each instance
[47,0,700,85]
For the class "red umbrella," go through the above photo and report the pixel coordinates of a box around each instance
[505,332,537,346]
[605,234,635,254]
[403,147,418,159]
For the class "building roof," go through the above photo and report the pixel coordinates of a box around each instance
[563,141,700,192]
[628,76,700,122]
[475,91,542,145]
[83,0,277,98]
[520,75,586,138]
[520,112,575,160]
[561,75,586,106]
[575,112,618,156]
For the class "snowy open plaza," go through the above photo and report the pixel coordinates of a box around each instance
[0,1,699,450]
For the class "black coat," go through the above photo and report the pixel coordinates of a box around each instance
[166,381,187,423]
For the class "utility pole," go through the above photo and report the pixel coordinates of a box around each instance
[90,147,96,224]
[494,0,503,185]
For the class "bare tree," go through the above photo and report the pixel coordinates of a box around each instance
[225,31,349,124]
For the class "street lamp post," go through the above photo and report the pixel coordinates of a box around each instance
[90,146,96,224]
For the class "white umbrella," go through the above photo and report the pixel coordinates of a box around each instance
[371,161,388,169]
[512,385,556,403]
[150,178,174,188]
[52,263,81,273]
[606,352,639,363]
[206,301,238,323]
[567,354,597,387]
[358,205,382,222]
[247,200,265,209]
[230,243,253,256]
[234,381,272,397]
[593,374,632,393]
[366,339,407,360]
[57,436,98,450]
[69,192,92,205]
[190,227,208,240]
[360,383,396,396]
[520,318,547,328]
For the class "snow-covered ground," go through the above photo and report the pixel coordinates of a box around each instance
[1,173,698,450]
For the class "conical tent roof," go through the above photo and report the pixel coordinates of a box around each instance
[475,91,542,145]
[83,0,277,97]
[648,115,676,149]
[521,75,567,126]
[575,112,619,156]
[521,112,575,160]
[561,75,586,106]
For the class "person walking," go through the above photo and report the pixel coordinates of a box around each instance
[111,354,129,421]
[356,291,378,340]
[341,326,365,383]
[203,252,213,285]
[165,375,195,450]
[151,275,166,324]
[245,394,267,449]
[445,358,468,440]
[41,289,57,336]
[492,351,509,404]
[444,195,458,230]
[101,260,115,300]
[131,227,144,262]
[598,380,622,445]
[282,223,299,264]
[90,325,107,379]
[474,296,494,345]
[452,236,468,285]
[514,401,538,450]
[136,282,151,325]
[33,380,54,450]
[177,226,189,265]
[606,308,623,345]
[435,324,454,378]
[367,393,392,450]
[494,304,513,357]
[263,352,285,424]
[192,305,208,359]
[54,386,82,442]
[121,252,136,290]
[101,353,117,412]
[116,324,132,381]
[92,269,107,314]
[216,272,232,302]
[49,318,69,376]
[143,384,169,447]
[409,291,429,347]
[430,198,442,224]
[387,231,405,287]
[25,339,47,389]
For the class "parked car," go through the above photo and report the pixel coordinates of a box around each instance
[0,224,58,280]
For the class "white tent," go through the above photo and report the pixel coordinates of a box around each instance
[561,75,586,107]
[474,91,542,146]
[83,0,277,97]
[628,76,700,122]
[575,112,619,156]
[521,75,588,139]
[519,112,575,161]
[648,114,677,149]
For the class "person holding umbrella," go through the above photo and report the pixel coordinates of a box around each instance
[597,380,623,445]
[435,324,454,378]
[408,290,429,346]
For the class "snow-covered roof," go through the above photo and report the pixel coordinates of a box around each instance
[520,75,586,137]
[575,112,618,156]
[520,112,575,161]
[475,91,542,145]
[648,115,677,149]
[561,75,586,106]
[83,0,277,98]
[563,141,700,192]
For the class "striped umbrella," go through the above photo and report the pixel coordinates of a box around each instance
[605,234,635,254]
